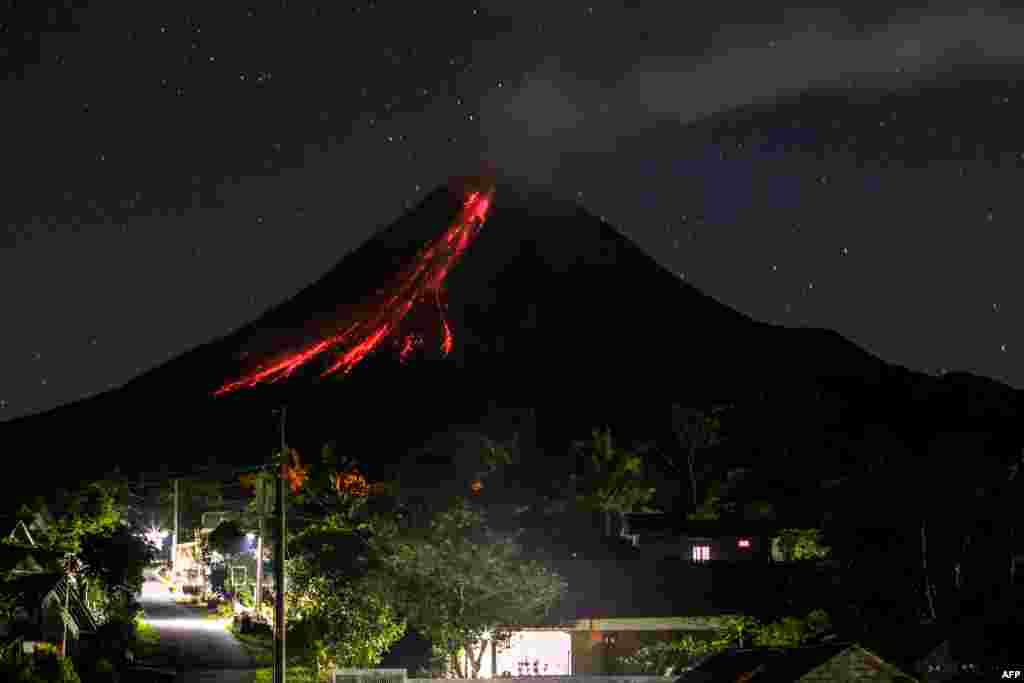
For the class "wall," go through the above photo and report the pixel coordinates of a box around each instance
[636,534,769,562]
[570,630,717,675]
[408,677,671,683]
[690,535,766,563]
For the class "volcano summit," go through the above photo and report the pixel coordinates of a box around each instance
[1,176,1020,504]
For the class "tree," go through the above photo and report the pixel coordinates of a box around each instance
[42,481,123,552]
[77,523,156,620]
[685,468,753,521]
[569,428,660,536]
[670,404,730,513]
[286,515,407,678]
[773,528,831,561]
[156,477,225,544]
[376,499,567,678]
[208,521,247,557]
[277,446,407,679]
[751,609,831,647]
[23,478,153,624]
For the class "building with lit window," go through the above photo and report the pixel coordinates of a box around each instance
[621,514,785,563]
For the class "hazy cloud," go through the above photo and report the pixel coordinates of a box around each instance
[475,4,1024,187]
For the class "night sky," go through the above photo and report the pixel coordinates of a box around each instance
[2,1,1023,422]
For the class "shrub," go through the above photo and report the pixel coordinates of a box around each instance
[95,619,136,667]
[33,651,82,683]
[250,621,273,638]
[214,603,234,619]
[87,657,119,683]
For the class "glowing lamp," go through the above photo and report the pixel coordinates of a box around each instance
[737,538,751,548]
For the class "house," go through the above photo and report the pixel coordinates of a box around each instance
[622,513,788,563]
[173,507,261,590]
[0,509,56,548]
[857,623,956,682]
[679,642,916,681]
[455,508,848,679]
[0,569,99,656]
[0,542,68,577]
[172,509,242,583]
[1,508,102,656]
[473,546,784,677]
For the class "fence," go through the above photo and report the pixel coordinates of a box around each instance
[406,678,674,683]
[335,668,674,683]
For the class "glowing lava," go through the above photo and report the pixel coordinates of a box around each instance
[214,185,494,397]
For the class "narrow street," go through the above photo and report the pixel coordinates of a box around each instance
[134,569,260,682]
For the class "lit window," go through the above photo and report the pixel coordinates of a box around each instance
[692,545,710,562]
[738,538,751,548]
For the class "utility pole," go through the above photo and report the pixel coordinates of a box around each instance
[61,577,70,658]
[255,515,263,621]
[171,478,179,581]
[274,407,287,683]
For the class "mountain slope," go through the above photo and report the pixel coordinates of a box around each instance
[1,177,1020,502]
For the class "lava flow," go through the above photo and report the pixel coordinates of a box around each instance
[213,184,494,397]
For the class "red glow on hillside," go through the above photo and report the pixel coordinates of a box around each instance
[214,186,495,396]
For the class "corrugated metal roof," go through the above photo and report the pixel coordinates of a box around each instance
[624,514,785,538]
[0,544,65,573]
[1,572,99,633]
[681,643,906,681]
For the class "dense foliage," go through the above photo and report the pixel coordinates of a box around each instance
[774,528,832,561]
[620,609,832,675]
[77,524,155,611]
[375,499,567,678]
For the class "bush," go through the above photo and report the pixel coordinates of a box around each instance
[250,621,273,638]
[86,657,119,683]
[0,647,83,683]
[33,651,82,683]
[95,619,136,667]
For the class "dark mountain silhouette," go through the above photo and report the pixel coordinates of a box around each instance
[2,171,1021,507]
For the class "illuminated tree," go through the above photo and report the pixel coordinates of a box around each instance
[773,528,831,561]
[283,447,405,678]
[569,428,660,536]
[375,499,567,678]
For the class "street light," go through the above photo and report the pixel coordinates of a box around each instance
[145,526,169,549]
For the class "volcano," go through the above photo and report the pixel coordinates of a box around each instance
[2,173,1021,503]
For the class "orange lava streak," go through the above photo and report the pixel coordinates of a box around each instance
[214,187,494,396]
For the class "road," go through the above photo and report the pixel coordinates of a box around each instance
[135,569,260,683]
